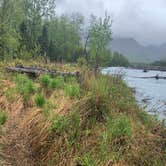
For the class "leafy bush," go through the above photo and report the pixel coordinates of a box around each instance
[50,115,69,133]
[35,93,45,107]
[14,74,36,102]
[64,83,80,98]
[0,112,7,125]
[40,75,51,88]
[107,114,132,140]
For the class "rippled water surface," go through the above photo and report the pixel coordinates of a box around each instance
[102,67,166,120]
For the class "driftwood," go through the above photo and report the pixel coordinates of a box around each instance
[6,66,80,78]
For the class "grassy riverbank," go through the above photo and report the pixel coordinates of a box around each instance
[0,61,165,166]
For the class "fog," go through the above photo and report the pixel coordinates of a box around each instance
[56,0,166,46]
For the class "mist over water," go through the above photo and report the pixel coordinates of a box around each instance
[102,67,166,121]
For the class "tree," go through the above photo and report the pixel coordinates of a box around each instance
[88,13,112,72]
[110,52,130,67]
[0,0,23,60]
[38,24,49,56]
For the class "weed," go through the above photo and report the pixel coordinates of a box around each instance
[35,93,45,107]
[0,112,7,125]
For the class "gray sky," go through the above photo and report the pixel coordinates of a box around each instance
[56,0,166,46]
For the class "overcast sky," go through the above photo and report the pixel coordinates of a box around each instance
[56,0,166,46]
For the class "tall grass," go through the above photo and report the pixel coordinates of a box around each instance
[35,93,45,107]
[14,74,36,103]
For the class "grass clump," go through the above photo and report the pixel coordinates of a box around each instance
[49,76,64,89]
[40,75,51,88]
[14,74,36,103]
[64,83,80,98]
[0,111,7,125]
[35,93,45,107]
[107,114,132,140]
[50,115,69,133]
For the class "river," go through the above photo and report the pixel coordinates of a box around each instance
[102,67,166,121]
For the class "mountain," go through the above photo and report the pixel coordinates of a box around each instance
[109,38,166,63]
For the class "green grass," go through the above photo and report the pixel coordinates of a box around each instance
[64,83,80,98]
[0,112,7,125]
[49,76,64,89]
[35,93,45,107]
[107,114,132,140]
[14,74,36,103]
[50,115,69,133]
[40,75,51,88]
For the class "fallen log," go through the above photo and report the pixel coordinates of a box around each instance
[6,66,80,78]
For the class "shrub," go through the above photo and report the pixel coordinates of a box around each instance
[0,112,7,125]
[64,83,80,98]
[35,93,45,107]
[40,75,51,88]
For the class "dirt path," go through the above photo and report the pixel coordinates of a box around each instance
[0,95,36,166]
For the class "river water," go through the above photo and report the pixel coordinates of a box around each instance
[102,67,166,121]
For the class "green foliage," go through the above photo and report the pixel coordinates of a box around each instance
[14,74,36,102]
[50,115,69,133]
[88,13,112,70]
[110,52,130,67]
[107,114,132,140]
[40,75,51,88]
[35,93,45,108]
[64,83,80,98]
[0,111,7,125]
[77,57,87,66]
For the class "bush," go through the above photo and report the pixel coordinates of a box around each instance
[35,93,45,107]
[14,74,36,102]
[0,112,7,125]
[40,75,51,88]
[64,83,80,98]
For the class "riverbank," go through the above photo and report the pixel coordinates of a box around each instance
[0,61,165,165]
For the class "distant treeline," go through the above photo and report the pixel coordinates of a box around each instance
[151,60,166,67]
[0,0,130,69]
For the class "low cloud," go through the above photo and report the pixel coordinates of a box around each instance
[56,0,166,46]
